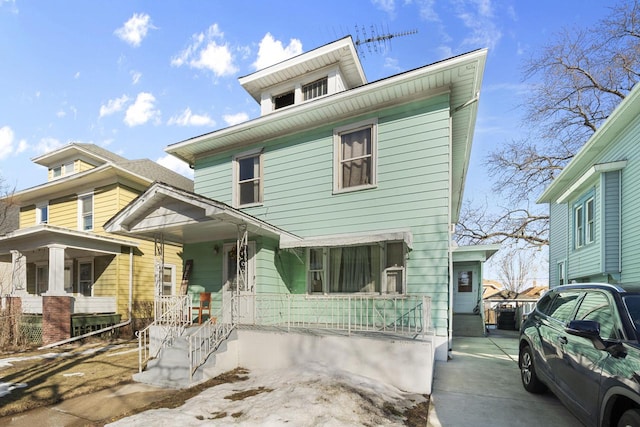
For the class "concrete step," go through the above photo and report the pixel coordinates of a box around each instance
[452,314,485,337]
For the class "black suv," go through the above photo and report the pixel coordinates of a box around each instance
[519,283,640,427]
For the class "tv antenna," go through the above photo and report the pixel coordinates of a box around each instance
[354,25,417,58]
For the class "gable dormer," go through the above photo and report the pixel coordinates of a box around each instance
[239,36,367,116]
[31,143,127,182]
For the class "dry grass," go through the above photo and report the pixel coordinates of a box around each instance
[0,339,140,417]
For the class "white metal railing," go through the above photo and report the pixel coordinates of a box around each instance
[248,294,432,337]
[188,295,234,380]
[137,295,193,373]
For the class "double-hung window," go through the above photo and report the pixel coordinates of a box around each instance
[574,193,595,249]
[334,119,377,192]
[303,77,328,101]
[233,149,263,207]
[78,259,93,296]
[78,193,93,231]
[36,202,48,224]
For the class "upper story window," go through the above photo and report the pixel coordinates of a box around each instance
[574,193,595,249]
[51,162,75,180]
[78,193,93,231]
[273,91,294,110]
[233,149,263,207]
[36,202,48,224]
[303,77,328,101]
[334,119,377,192]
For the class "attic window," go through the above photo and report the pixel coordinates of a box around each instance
[303,78,328,100]
[274,91,294,110]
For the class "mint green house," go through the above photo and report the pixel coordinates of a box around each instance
[538,83,640,287]
[105,37,496,392]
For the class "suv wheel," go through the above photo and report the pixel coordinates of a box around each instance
[618,408,640,427]
[519,344,547,393]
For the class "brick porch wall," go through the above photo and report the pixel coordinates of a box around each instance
[42,295,72,345]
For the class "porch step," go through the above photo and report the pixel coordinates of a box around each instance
[452,314,485,337]
[133,326,235,389]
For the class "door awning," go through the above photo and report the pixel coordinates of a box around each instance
[280,229,413,250]
[104,182,302,245]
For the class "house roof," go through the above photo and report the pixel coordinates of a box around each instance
[104,181,302,245]
[238,36,367,103]
[167,45,487,222]
[537,82,640,204]
[31,142,128,167]
[12,146,194,205]
[452,243,500,262]
[0,224,138,262]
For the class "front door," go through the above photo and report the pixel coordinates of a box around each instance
[453,264,479,313]
[222,241,256,324]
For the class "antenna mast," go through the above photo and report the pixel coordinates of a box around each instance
[354,25,417,58]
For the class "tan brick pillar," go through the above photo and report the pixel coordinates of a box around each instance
[42,295,73,345]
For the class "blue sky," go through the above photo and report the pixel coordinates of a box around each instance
[0,0,612,200]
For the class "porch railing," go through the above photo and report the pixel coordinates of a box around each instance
[248,294,432,338]
[137,295,192,373]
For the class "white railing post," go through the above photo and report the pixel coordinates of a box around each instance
[422,296,428,336]
[348,296,351,335]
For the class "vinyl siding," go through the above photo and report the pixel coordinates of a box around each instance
[548,202,568,288]
[193,94,453,335]
[19,206,35,228]
[567,188,601,279]
[603,171,621,274]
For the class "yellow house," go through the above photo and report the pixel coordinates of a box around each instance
[0,143,193,344]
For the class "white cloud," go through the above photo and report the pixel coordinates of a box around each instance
[372,0,396,16]
[74,71,81,79]
[253,33,302,71]
[171,24,238,78]
[0,126,14,160]
[222,112,249,126]
[56,110,66,118]
[417,0,439,21]
[167,108,215,127]
[384,57,402,73]
[130,70,142,85]
[156,154,194,178]
[16,139,28,154]
[456,0,501,50]
[100,95,130,118]
[124,92,159,127]
[34,137,63,155]
[114,13,156,47]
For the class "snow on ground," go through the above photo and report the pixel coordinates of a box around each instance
[108,364,427,426]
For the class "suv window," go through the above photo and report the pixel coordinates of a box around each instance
[575,291,618,339]
[547,291,581,323]
[536,293,554,315]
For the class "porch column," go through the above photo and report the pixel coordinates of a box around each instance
[45,244,67,296]
[10,250,27,295]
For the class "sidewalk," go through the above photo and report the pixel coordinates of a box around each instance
[427,330,583,427]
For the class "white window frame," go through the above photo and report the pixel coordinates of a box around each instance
[302,77,328,101]
[36,202,49,225]
[558,260,566,287]
[35,262,48,296]
[383,241,406,294]
[307,248,326,294]
[333,118,378,193]
[78,258,94,296]
[78,192,94,231]
[574,204,584,249]
[162,264,176,296]
[586,197,595,244]
[232,148,264,208]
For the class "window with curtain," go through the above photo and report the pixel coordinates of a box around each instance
[307,245,379,293]
[234,150,263,207]
[334,120,377,192]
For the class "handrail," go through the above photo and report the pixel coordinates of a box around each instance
[137,295,192,373]
[187,296,235,381]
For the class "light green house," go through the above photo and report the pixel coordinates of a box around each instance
[106,37,496,385]
[538,83,640,287]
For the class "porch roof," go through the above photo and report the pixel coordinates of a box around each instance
[104,182,302,245]
[0,224,138,261]
[452,243,500,262]
[280,229,413,250]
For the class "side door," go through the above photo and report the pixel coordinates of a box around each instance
[556,291,616,422]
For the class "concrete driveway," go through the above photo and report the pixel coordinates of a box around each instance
[427,331,583,427]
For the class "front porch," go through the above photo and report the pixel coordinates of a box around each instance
[136,293,435,393]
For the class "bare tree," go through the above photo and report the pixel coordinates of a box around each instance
[493,246,539,293]
[457,0,640,247]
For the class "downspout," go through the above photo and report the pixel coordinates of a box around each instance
[129,246,133,320]
[447,110,454,360]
